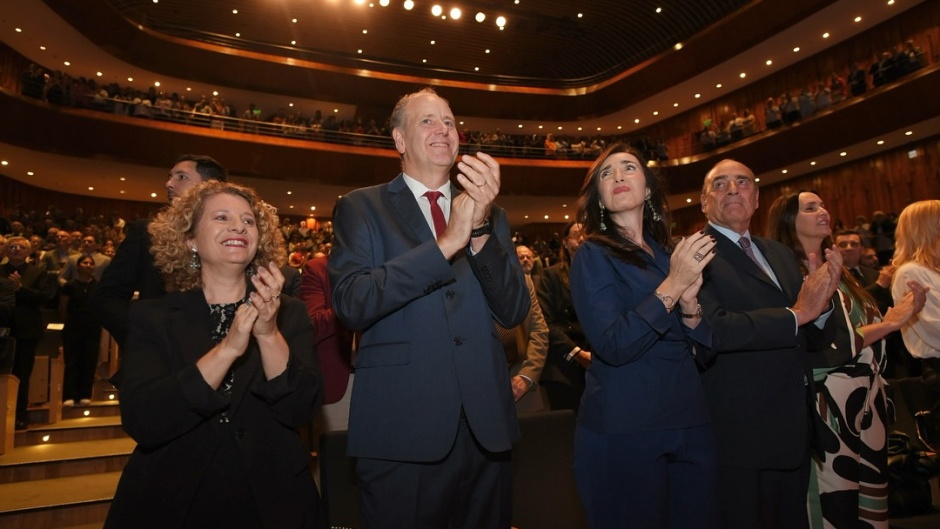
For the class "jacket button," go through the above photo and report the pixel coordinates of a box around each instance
[453,337,463,346]
[446,290,455,299]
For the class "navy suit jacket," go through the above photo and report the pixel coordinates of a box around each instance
[570,240,714,434]
[699,225,822,470]
[329,174,530,462]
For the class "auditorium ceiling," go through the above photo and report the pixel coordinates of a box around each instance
[0,0,935,226]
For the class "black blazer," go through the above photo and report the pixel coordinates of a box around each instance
[104,290,322,529]
[699,226,825,470]
[93,218,166,346]
[536,263,588,389]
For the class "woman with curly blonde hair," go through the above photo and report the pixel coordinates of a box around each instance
[892,200,940,385]
[105,180,322,529]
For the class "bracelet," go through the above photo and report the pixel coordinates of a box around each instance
[679,303,703,319]
[654,291,675,312]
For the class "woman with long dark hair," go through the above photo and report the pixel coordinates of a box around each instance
[767,191,926,529]
[569,143,719,528]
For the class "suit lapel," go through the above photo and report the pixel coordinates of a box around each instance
[387,173,436,243]
[753,237,796,299]
[706,225,779,290]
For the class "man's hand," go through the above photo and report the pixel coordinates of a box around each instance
[455,152,500,252]
[510,375,530,402]
[436,193,475,259]
[791,262,834,326]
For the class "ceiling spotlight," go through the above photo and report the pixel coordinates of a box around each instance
[292,18,298,23]
[404,0,414,10]
[716,83,722,88]
[15,28,22,32]
[64,61,71,66]
[854,16,862,23]
[475,12,485,22]
[877,140,885,145]
[793,46,800,52]
[905,130,913,135]
[656,7,662,13]
[96,72,103,76]
[495,16,507,28]
[154,81,161,87]
[151,192,158,198]
[686,198,692,203]
[766,59,773,66]
[694,93,701,98]
[739,72,746,78]
[450,8,461,19]
[840,152,847,157]
[232,9,238,14]
[810,161,817,166]
[653,111,659,116]
[634,118,640,124]
[127,77,134,82]
[782,169,788,174]
[822,32,830,38]
[379,0,390,5]
[431,5,442,17]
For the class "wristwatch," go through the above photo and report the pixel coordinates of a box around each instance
[470,218,492,238]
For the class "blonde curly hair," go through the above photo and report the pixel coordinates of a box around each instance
[149,180,286,292]
[893,200,940,271]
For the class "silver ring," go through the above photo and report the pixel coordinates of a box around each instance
[245,298,253,306]
[693,252,705,262]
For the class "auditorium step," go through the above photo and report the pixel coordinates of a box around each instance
[0,399,128,529]
[0,471,120,529]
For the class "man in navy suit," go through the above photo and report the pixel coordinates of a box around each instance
[698,159,841,529]
[329,88,529,529]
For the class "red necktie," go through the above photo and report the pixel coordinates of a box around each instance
[424,191,447,239]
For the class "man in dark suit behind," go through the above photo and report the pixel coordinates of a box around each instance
[329,88,529,529]
[92,155,227,348]
[697,159,841,529]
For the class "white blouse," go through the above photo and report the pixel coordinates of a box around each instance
[892,261,940,359]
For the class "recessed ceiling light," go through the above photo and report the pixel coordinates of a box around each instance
[694,93,701,98]
[564,215,570,220]
[673,103,678,107]
[674,42,683,51]
[854,16,862,23]
[151,192,158,198]
[96,72,103,76]
[617,126,622,130]
[485,49,490,54]
[656,7,662,13]
[88,186,95,191]
[577,127,582,131]
[0,161,7,166]
[431,5,442,17]
[877,140,885,145]
[235,32,240,37]
[905,130,913,136]
[538,125,543,129]
[380,0,390,5]
[782,169,788,174]
[404,0,414,10]
[40,46,46,50]
[793,47,800,53]
[517,124,523,128]
[739,72,746,78]
[822,32,830,39]
[127,77,133,82]
[562,204,568,208]
[810,161,817,166]
[213,91,219,96]
[292,18,298,23]
[840,152,847,157]
[475,12,485,22]
[358,49,363,53]
[120,177,126,181]
[362,29,368,34]
[596,127,602,131]
[430,40,435,45]
[450,8,461,19]
[120,190,126,194]
[653,111,659,116]
[310,206,317,211]
[544,215,549,220]
[288,103,294,107]
[291,40,296,45]
[496,16,507,28]
[232,9,238,14]
[28,171,34,176]
[64,61,70,66]
[474,67,479,71]
[524,215,529,219]
[15,28,22,33]
[755,178,760,183]
[634,118,640,124]
[154,81,161,87]
[686,198,692,203]
[557,126,563,130]
[716,83,722,88]
[766,59,773,66]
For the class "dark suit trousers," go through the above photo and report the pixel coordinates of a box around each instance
[12,338,39,422]
[718,462,810,529]
[356,417,512,529]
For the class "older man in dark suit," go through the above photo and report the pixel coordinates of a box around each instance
[697,159,841,529]
[330,87,529,529]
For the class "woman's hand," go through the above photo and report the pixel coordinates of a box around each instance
[220,302,258,358]
[884,279,929,330]
[249,261,284,337]
[668,232,716,289]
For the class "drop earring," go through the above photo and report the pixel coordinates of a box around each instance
[644,189,662,222]
[189,247,201,270]
[599,202,607,232]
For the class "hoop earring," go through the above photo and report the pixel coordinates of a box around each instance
[189,247,201,270]
[599,202,607,232]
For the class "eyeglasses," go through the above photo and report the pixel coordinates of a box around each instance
[836,241,862,248]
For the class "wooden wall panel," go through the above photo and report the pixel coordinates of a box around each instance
[672,135,940,238]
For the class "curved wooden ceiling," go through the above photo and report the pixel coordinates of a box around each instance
[44,0,837,121]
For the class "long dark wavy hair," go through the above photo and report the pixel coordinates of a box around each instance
[576,143,672,268]
[767,191,876,313]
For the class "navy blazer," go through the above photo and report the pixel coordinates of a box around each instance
[329,174,530,461]
[105,290,321,529]
[570,239,714,434]
[699,225,823,470]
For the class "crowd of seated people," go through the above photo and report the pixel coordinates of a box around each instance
[701,37,926,153]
